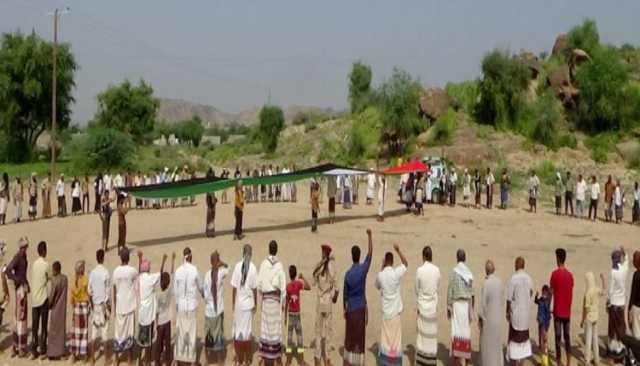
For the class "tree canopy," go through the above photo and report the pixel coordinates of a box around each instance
[475,49,531,129]
[174,116,205,146]
[93,79,158,142]
[567,19,600,57]
[0,31,77,162]
[378,67,423,155]
[258,105,285,153]
[348,61,373,114]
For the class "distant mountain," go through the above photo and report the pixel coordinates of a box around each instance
[157,98,336,128]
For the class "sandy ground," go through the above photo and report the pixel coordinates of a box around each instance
[0,183,637,365]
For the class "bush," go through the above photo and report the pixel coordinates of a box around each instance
[428,108,457,145]
[567,19,600,57]
[258,105,285,153]
[536,160,557,185]
[475,49,531,129]
[69,128,136,172]
[557,134,578,149]
[531,91,564,148]
[348,61,373,114]
[584,133,619,164]
[445,81,479,114]
[174,116,205,146]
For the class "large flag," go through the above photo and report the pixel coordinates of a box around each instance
[119,163,369,199]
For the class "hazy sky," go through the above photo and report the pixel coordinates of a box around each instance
[2,0,639,124]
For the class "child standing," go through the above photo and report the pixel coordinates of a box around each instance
[534,285,552,366]
[285,265,311,366]
[581,272,605,365]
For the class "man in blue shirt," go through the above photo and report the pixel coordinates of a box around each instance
[343,229,373,366]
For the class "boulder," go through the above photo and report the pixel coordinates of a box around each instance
[419,87,452,121]
[547,65,579,108]
[552,33,569,57]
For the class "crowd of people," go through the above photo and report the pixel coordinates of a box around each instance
[1,229,640,366]
[393,167,640,224]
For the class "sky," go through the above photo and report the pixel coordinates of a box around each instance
[1,0,639,125]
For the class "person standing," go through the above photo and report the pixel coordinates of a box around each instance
[450,168,458,206]
[231,244,258,366]
[581,272,605,365]
[633,182,640,224]
[485,168,494,209]
[500,168,510,209]
[554,173,564,216]
[589,176,600,221]
[506,257,533,365]
[415,246,441,366]
[447,249,474,364]
[5,237,29,357]
[312,244,338,366]
[94,173,104,213]
[112,249,138,365]
[479,260,504,366]
[343,229,373,366]
[234,181,245,241]
[71,176,82,216]
[462,169,471,207]
[30,241,50,359]
[607,247,629,361]
[614,179,624,223]
[343,175,353,209]
[155,253,176,366]
[366,169,376,205]
[415,174,425,215]
[604,175,615,222]
[375,244,408,365]
[425,172,433,204]
[377,175,386,222]
[41,172,52,218]
[565,172,575,216]
[284,265,311,366]
[257,240,287,364]
[327,176,337,224]
[205,168,217,238]
[46,261,67,360]
[137,252,167,366]
[629,252,640,339]
[99,191,113,252]
[549,248,574,366]
[88,249,111,366]
[575,174,587,218]
[173,247,201,365]
[311,180,321,233]
[473,169,481,209]
[70,260,91,362]
[528,171,540,213]
[82,175,90,213]
[56,174,66,217]
[0,240,10,326]
[12,177,24,223]
[0,173,9,225]
[28,173,38,220]
[202,251,228,365]
[116,194,130,252]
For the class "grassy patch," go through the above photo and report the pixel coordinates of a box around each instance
[584,133,620,163]
[428,108,458,146]
[0,161,75,179]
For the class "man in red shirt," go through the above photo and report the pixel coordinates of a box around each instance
[549,248,574,366]
[285,265,310,366]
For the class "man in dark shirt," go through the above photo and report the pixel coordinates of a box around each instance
[5,237,30,357]
[343,229,373,366]
[629,251,640,338]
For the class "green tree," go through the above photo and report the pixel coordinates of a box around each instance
[574,46,631,132]
[174,116,205,146]
[348,61,373,114]
[0,31,77,162]
[93,79,159,142]
[378,67,423,155]
[70,127,135,171]
[567,19,600,56]
[475,49,531,129]
[258,105,285,153]
[531,91,563,148]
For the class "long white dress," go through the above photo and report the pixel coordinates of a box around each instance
[377,177,386,216]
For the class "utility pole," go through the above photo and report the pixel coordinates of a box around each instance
[49,7,69,179]
[51,8,58,178]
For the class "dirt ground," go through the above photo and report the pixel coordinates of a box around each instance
[0,182,637,365]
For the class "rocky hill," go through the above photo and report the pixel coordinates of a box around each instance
[157,98,336,128]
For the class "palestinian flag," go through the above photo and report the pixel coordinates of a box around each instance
[119,163,369,199]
